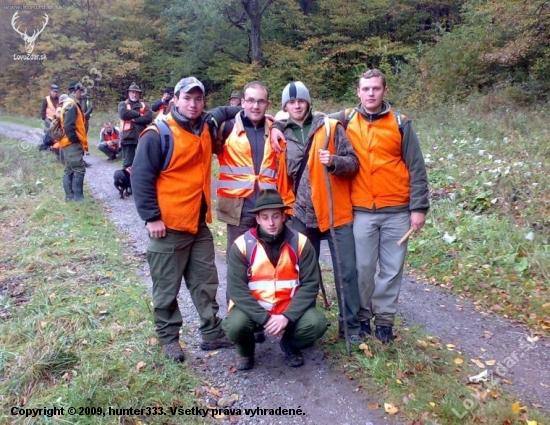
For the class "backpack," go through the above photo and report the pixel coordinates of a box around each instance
[153,120,174,171]
[48,116,64,140]
[344,108,405,138]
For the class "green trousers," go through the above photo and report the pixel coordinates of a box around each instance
[147,224,224,344]
[223,306,328,357]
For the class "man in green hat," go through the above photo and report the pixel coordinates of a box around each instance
[223,188,328,370]
[118,82,153,168]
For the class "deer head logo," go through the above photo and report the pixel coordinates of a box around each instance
[12,11,49,54]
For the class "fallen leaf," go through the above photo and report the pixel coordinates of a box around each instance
[136,361,146,372]
[358,343,373,358]
[395,379,403,385]
[429,402,436,408]
[527,336,539,343]
[367,403,379,410]
[527,420,538,425]
[471,358,485,368]
[96,288,105,295]
[454,357,464,365]
[417,340,428,347]
[511,401,521,414]
[20,396,28,406]
[485,359,496,366]
[384,403,399,415]
[228,366,237,373]
[149,337,158,346]
[205,350,219,358]
[213,413,225,419]
[446,343,456,350]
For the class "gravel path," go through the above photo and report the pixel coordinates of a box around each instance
[3,121,549,424]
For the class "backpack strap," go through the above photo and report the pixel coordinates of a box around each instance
[344,107,405,139]
[243,227,300,271]
[343,108,356,129]
[153,121,174,171]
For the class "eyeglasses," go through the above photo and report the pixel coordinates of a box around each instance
[244,98,268,106]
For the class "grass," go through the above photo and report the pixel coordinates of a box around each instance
[0,137,207,425]
[319,273,548,425]
[407,101,550,335]
[1,98,549,424]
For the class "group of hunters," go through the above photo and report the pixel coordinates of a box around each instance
[42,70,429,371]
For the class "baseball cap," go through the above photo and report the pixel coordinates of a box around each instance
[50,84,59,91]
[174,77,205,95]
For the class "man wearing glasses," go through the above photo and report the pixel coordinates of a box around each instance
[216,81,277,258]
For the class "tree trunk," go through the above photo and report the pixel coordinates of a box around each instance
[241,0,274,64]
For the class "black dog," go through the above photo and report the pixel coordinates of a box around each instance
[113,167,132,199]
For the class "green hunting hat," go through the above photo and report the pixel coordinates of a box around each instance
[127,82,142,92]
[248,189,290,213]
[229,91,241,100]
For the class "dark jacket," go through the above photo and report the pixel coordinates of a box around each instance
[278,111,358,228]
[118,99,153,145]
[227,225,321,325]
[132,105,241,223]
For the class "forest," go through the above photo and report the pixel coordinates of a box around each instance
[0,0,549,113]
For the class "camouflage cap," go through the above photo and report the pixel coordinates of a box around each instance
[174,77,205,95]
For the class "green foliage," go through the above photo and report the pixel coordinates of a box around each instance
[0,0,548,113]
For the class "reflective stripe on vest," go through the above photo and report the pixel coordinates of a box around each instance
[232,228,306,315]
[217,116,276,198]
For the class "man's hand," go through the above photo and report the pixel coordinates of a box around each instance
[146,220,167,238]
[270,128,285,153]
[264,314,289,337]
[410,211,426,232]
[318,149,334,167]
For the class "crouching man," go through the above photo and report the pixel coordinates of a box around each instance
[223,189,328,370]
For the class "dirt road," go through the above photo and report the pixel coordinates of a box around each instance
[2,121,548,424]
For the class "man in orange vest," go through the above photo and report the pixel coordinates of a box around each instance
[273,81,362,344]
[216,81,276,257]
[131,76,234,363]
[118,82,153,168]
[58,82,88,201]
[151,87,173,121]
[330,69,430,343]
[97,121,121,160]
[39,84,59,151]
[223,189,328,370]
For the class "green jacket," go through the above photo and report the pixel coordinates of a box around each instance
[226,225,321,325]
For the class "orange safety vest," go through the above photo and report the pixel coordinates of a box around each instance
[345,109,410,209]
[144,114,212,233]
[217,114,277,198]
[102,130,119,142]
[234,228,307,314]
[121,102,146,132]
[45,95,57,120]
[59,98,88,151]
[155,104,170,121]
[277,118,354,233]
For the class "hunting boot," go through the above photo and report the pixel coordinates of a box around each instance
[62,174,73,201]
[72,174,85,201]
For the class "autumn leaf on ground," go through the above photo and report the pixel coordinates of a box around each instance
[511,401,527,413]
[446,343,456,350]
[485,359,496,366]
[384,403,399,415]
[149,337,158,346]
[454,357,464,365]
[136,361,146,372]
[367,403,379,410]
[471,358,485,368]
[358,343,373,357]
